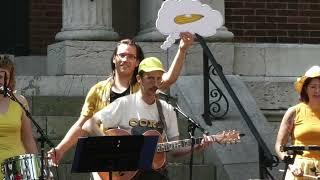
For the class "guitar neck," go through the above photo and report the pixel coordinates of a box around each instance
[156,131,238,152]
[157,137,204,152]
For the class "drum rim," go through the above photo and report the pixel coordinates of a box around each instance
[1,153,44,165]
[1,153,54,179]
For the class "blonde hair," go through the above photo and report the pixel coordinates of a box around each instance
[0,55,16,90]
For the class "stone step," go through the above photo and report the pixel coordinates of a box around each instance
[16,75,105,96]
[28,96,84,116]
[16,75,298,112]
[14,43,320,77]
[168,163,216,179]
[48,163,216,180]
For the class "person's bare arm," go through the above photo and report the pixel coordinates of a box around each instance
[275,106,295,160]
[82,116,104,136]
[48,115,89,165]
[275,106,305,176]
[159,32,194,90]
[18,95,38,153]
[47,80,102,166]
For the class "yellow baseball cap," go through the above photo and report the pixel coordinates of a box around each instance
[138,57,165,73]
[294,65,320,93]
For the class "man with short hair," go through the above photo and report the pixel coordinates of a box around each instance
[83,57,214,180]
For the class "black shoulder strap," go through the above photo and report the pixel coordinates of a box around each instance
[156,99,167,133]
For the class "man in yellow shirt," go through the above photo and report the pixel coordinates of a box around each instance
[48,32,194,166]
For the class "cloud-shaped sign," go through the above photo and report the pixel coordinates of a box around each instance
[156,0,223,50]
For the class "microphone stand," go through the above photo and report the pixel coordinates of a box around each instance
[7,90,55,180]
[157,93,208,134]
[173,103,208,135]
[165,97,208,180]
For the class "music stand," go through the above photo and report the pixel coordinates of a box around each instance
[71,135,158,179]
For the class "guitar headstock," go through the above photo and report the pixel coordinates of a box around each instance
[213,130,242,145]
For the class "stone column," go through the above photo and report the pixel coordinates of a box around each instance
[135,0,233,42]
[55,0,119,41]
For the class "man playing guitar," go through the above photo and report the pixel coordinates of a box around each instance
[82,57,216,180]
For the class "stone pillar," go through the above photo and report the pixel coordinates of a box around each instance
[55,0,119,41]
[48,0,119,75]
[135,0,233,42]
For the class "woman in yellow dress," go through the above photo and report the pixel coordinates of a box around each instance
[275,65,320,179]
[0,55,38,179]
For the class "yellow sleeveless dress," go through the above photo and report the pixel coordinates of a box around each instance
[285,103,320,180]
[293,103,320,158]
[0,100,26,179]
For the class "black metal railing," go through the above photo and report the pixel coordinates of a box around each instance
[197,33,278,179]
[203,51,229,126]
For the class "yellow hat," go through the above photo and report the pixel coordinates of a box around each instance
[294,65,320,93]
[138,57,165,73]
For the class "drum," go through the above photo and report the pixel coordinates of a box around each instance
[1,154,54,180]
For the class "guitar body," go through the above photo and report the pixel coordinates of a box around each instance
[96,128,241,180]
[143,130,166,170]
[98,129,166,180]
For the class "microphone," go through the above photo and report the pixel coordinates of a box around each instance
[156,90,177,102]
[0,86,12,97]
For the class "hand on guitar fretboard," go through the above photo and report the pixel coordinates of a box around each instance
[213,130,243,145]
[157,129,242,152]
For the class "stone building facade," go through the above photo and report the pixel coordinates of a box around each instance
[1,0,320,179]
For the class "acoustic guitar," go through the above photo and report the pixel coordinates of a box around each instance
[98,128,241,180]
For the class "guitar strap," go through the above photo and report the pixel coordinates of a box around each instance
[156,98,167,137]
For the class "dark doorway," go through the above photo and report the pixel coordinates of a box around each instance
[0,0,29,55]
[112,0,140,39]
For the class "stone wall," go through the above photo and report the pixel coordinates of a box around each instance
[26,0,320,55]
